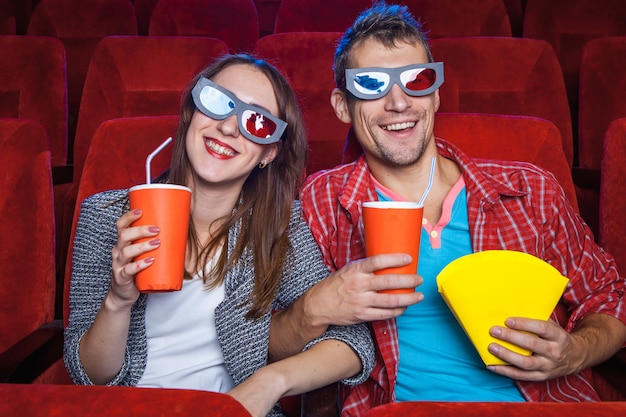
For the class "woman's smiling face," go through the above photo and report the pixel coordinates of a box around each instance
[185,63,279,190]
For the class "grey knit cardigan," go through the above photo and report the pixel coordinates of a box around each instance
[64,189,375,417]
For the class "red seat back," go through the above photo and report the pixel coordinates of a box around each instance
[432,37,573,167]
[0,119,55,352]
[255,32,349,175]
[64,115,180,322]
[523,0,626,118]
[0,36,67,166]
[73,35,228,183]
[148,0,259,53]
[274,0,511,38]
[578,36,626,170]
[27,0,137,131]
[599,118,626,274]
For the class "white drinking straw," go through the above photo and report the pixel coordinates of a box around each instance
[145,137,173,184]
[418,157,436,206]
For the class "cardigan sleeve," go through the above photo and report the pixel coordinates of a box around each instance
[63,189,145,386]
[273,201,375,385]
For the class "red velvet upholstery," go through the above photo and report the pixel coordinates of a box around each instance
[26,0,137,136]
[273,0,511,38]
[342,113,578,210]
[0,384,252,416]
[63,115,180,322]
[0,118,55,351]
[0,35,68,167]
[431,37,574,168]
[523,0,626,119]
[254,32,350,175]
[0,119,58,381]
[73,35,228,183]
[148,0,259,53]
[362,401,626,417]
[599,118,626,275]
[578,37,626,171]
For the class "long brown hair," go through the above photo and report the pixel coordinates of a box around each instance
[167,54,308,319]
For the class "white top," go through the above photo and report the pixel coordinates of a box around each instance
[137,259,235,392]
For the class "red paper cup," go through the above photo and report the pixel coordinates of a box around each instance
[362,201,423,294]
[129,184,192,292]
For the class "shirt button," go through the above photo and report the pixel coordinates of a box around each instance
[422,218,427,225]
[431,231,438,238]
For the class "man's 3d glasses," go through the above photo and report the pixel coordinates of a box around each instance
[345,62,444,100]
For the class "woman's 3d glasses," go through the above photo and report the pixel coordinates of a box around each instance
[191,77,287,145]
[345,62,444,100]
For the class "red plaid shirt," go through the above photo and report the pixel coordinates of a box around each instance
[300,138,626,415]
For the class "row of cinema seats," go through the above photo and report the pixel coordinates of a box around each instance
[1,111,626,413]
[2,383,626,417]
[1,0,626,414]
[2,0,626,234]
[2,31,625,281]
[4,0,626,158]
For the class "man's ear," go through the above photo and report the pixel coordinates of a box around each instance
[330,88,352,124]
[434,89,441,113]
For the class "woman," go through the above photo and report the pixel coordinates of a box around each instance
[64,54,374,417]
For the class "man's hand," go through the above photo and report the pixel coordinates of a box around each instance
[487,314,626,381]
[269,253,423,361]
[302,253,424,328]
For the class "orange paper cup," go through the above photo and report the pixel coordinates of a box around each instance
[129,183,192,293]
[362,201,423,294]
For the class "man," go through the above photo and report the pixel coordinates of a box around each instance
[270,1,626,415]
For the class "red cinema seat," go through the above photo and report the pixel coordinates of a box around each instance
[0,119,61,384]
[254,32,349,175]
[0,35,68,167]
[148,0,259,53]
[26,0,137,143]
[523,0,626,126]
[431,37,574,168]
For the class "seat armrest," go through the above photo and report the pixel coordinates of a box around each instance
[0,320,64,383]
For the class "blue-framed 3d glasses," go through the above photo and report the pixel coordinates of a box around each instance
[191,77,287,145]
[345,62,444,100]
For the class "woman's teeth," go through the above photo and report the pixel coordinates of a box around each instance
[207,140,235,156]
[383,121,416,131]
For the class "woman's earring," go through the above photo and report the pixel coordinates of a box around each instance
[258,160,268,169]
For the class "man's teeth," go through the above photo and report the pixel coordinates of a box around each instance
[383,121,416,131]
[207,140,235,156]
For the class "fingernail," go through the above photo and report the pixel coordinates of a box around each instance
[133,209,142,215]
[149,238,160,246]
[148,226,160,233]
[488,344,499,354]
[490,327,501,337]
[144,257,154,264]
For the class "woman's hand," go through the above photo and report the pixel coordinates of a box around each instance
[109,208,160,308]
